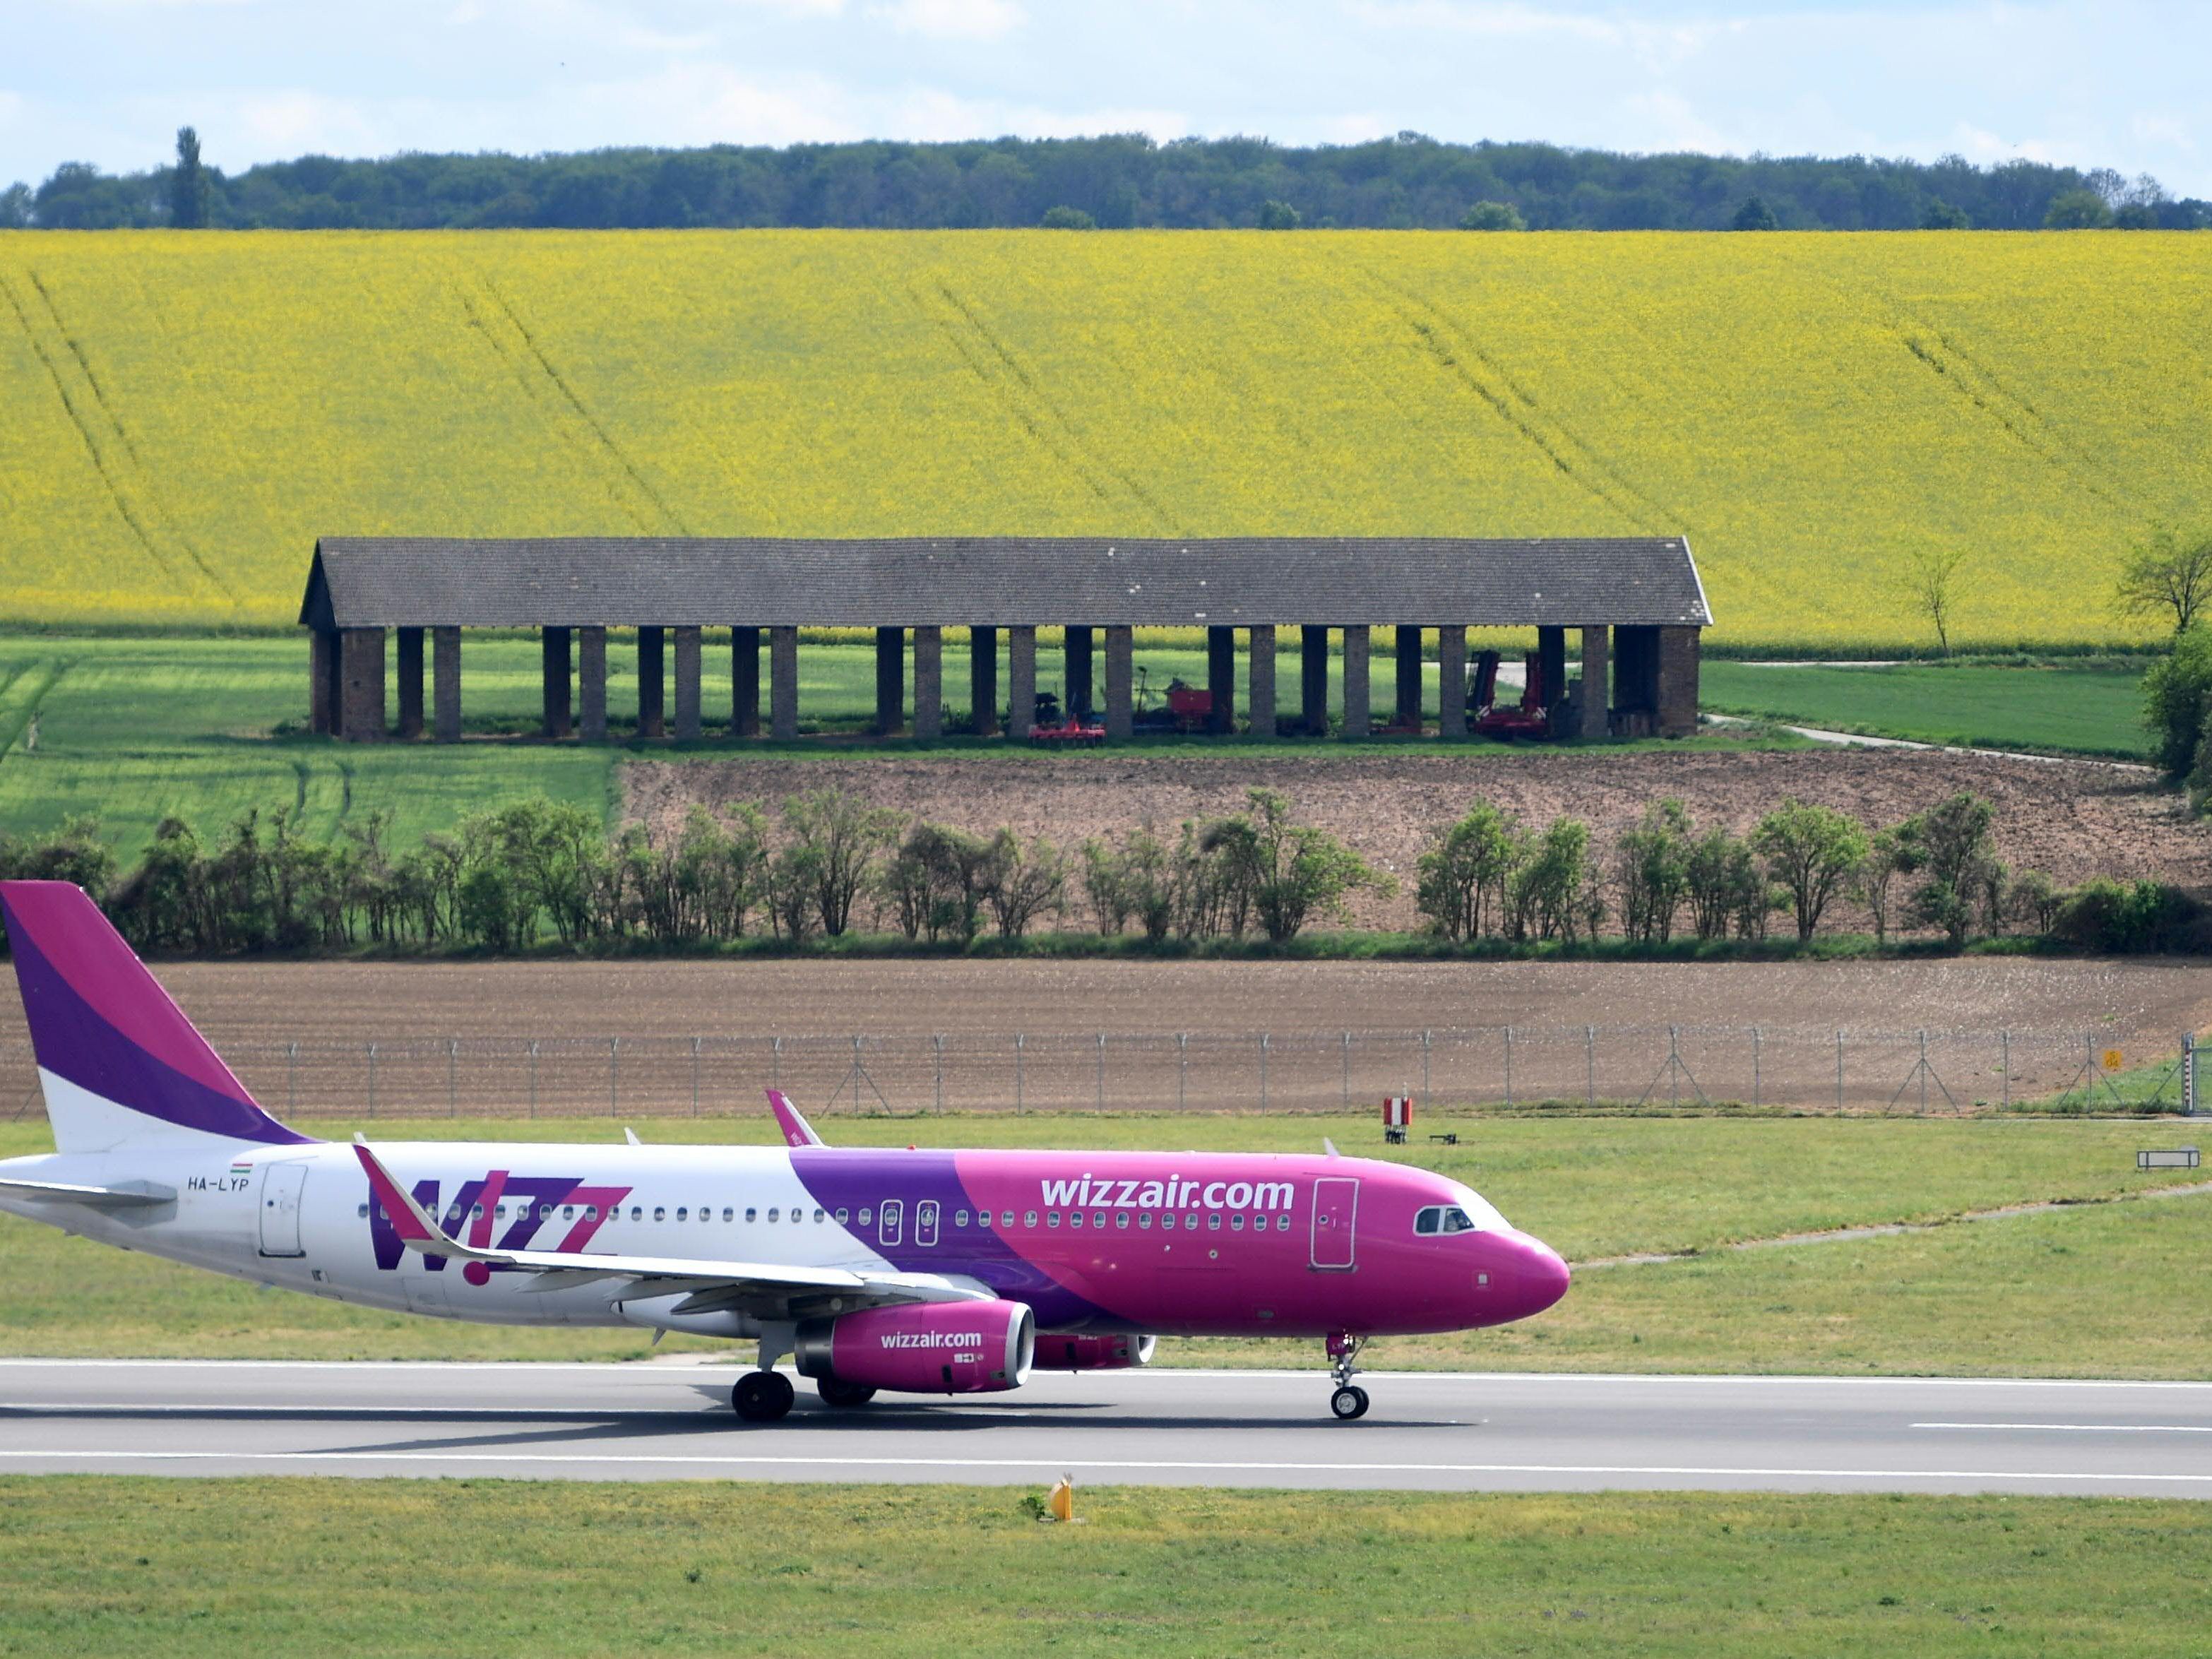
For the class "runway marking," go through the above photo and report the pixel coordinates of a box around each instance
[1,1450,2208,1482]
[1915,1422,2212,1434]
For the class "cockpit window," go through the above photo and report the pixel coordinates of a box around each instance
[1415,1204,1480,1236]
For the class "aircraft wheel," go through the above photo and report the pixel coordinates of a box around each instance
[733,1370,796,1422]
[816,1377,877,1408]
[1329,1385,1369,1421]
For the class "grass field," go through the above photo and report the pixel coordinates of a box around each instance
[4,1480,2203,1658]
[0,632,1819,861]
[4,1114,2204,1375]
[4,231,2209,647]
[1700,660,2151,757]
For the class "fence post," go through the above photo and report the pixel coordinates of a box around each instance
[1752,1026,1761,1109]
[1015,1033,1025,1115]
[934,1034,944,1115]
[1504,1026,1514,1108]
[1917,1030,1929,1114]
[1178,1033,1189,1112]
[2186,1032,2197,1117]
[691,1036,702,1117]
[367,1042,377,1118]
[287,1041,298,1115]
[2002,1030,2011,1111]
[1097,1033,1106,1112]
[1585,1025,1595,1108]
[772,1035,782,1093]
[1422,1028,1432,1105]
[528,1040,537,1119]
[1340,1032,1351,1111]
[448,1038,458,1117]
[1260,1033,1270,1115]
[609,1037,619,1117]
[1836,1030,1845,1112]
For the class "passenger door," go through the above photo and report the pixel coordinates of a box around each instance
[1309,1177,1358,1271]
[257,1163,309,1258]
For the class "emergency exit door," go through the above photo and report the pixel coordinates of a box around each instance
[1309,1177,1358,1271]
[258,1163,308,1257]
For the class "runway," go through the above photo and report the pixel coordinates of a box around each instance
[2,1360,2209,1495]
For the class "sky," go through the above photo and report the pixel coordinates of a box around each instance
[4,0,2206,196]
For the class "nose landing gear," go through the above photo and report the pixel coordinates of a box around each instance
[1326,1333,1369,1420]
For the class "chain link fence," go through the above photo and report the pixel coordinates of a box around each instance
[2,1026,2195,1121]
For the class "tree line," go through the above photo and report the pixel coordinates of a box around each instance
[0,786,2193,960]
[8,129,2206,234]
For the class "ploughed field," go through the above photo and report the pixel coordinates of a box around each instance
[628,744,2205,933]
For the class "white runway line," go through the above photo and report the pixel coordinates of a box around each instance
[3,1449,2211,1482]
[1914,1422,2212,1434]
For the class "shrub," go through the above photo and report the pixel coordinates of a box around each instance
[1039,205,1096,230]
[1615,799,1691,944]
[2049,878,2204,953]
[1753,799,1867,941]
[2141,627,2212,782]
[1413,802,1520,941]
[1256,198,1302,230]
[1459,200,1526,231]
[1894,792,2000,946]
[1203,787,1387,944]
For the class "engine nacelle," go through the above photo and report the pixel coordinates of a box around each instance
[1030,1333,1158,1371]
[795,1300,1034,1395]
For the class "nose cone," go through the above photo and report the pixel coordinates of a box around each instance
[1494,1229,1571,1321]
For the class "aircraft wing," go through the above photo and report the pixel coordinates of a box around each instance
[0,1175,176,1208]
[351,1141,982,1314]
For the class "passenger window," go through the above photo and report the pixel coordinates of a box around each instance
[814,1208,826,1223]
[722,1208,733,1222]
[677,1207,689,1221]
[836,1208,850,1225]
[631,1206,642,1221]
[1114,1211,1129,1230]
[953,1209,968,1227]
[1001,1211,1016,1227]
[563,1206,575,1220]
[1023,1210,1038,1227]
[1092,1211,1106,1228]
[653,1207,665,1222]
[1047,1212,1061,1227]
[1184,1213,1199,1230]
[767,1208,780,1223]
[745,1207,757,1223]
[1070,1212,1084,1229]
[357,1203,369,1218]
[1277,1215,1290,1232]
[470,1203,484,1219]
[1231,1214,1244,1231]
[859,1207,873,1227]
[1207,1213,1222,1231]
[585,1206,597,1221]
[1137,1213,1151,1230]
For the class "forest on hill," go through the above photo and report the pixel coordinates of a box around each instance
[8,131,2206,234]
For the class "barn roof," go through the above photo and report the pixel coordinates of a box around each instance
[302,536,1711,630]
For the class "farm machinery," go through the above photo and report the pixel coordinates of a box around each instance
[1469,650,1554,739]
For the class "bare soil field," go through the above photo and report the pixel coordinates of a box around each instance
[4,956,2205,1119]
[628,747,2208,932]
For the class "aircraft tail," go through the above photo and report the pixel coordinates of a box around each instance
[0,881,312,1153]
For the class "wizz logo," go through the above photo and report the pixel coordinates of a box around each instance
[369,1172,631,1274]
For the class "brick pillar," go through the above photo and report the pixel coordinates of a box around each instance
[1103,624,1133,742]
[874,626,904,735]
[1206,625,1235,735]
[637,626,665,739]
[1064,626,1093,718]
[1301,626,1330,736]
[912,626,943,740]
[1340,624,1369,741]
[1579,624,1610,740]
[970,625,999,738]
[576,626,607,744]
[1656,625,1700,737]
[338,626,385,742]
[1437,625,1467,739]
[1008,625,1037,738]
[432,626,460,743]
[395,627,424,739]
[732,626,761,737]
[769,626,799,739]
[540,626,571,739]
[1394,624,1423,730]
[310,629,335,735]
[1538,626,1567,732]
[674,625,702,741]
[1247,624,1276,738]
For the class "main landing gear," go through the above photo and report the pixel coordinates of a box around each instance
[1326,1333,1369,1420]
[732,1370,796,1422]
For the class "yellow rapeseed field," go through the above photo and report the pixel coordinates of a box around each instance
[1,230,2206,646]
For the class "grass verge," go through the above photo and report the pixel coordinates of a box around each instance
[0,1478,2205,1657]
[1699,660,2150,759]
[2,1114,2203,1374]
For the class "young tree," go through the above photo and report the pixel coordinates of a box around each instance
[1614,799,1691,944]
[1895,792,2000,946]
[1903,546,1969,656]
[2042,187,2112,228]
[1413,801,1520,941]
[1459,200,1526,230]
[1854,828,1903,945]
[1752,799,1868,941]
[782,786,900,937]
[982,831,1069,938]
[2115,525,2212,636]
[1040,205,1095,229]
[1256,198,1302,230]
[1204,787,1386,944]
[2140,626,2212,782]
[1684,827,1766,943]
[1731,194,1778,230]
[170,126,208,229]
[1505,817,1593,943]
[1919,197,1970,229]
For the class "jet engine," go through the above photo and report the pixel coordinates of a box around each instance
[794,1300,1034,1395]
[1030,1333,1158,1371]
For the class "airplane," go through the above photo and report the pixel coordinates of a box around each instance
[0,879,1569,1422]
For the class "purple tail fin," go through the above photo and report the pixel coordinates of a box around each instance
[1,881,311,1150]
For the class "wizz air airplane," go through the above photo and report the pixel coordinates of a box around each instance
[0,881,1569,1421]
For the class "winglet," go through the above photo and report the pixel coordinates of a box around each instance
[352,1138,460,1252]
[1323,1137,1340,1159]
[766,1088,825,1148]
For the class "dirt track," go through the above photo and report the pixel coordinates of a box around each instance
[628,747,2209,932]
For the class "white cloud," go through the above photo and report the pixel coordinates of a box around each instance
[573,64,866,146]
[868,0,1023,41]
[234,91,384,155]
